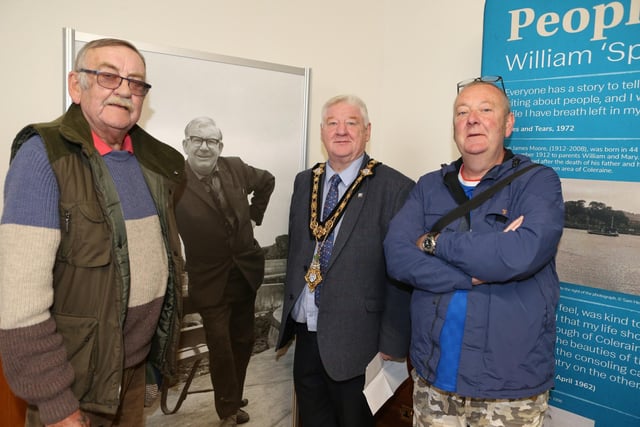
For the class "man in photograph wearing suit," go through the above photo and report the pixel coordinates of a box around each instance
[175,116,275,427]
[276,95,414,427]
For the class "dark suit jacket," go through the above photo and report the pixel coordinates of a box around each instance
[276,154,414,381]
[175,157,275,307]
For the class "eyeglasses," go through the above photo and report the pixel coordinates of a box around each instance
[78,68,152,96]
[188,136,223,148]
[457,75,505,93]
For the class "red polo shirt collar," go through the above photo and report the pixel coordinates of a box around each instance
[91,131,134,155]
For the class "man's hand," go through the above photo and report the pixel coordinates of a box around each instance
[472,215,525,285]
[380,352,405,362]
[504,215,524,232]
[47,410,90,427]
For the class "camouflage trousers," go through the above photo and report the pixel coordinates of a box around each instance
[412,370,548,427]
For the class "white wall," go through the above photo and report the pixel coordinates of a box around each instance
[0,0,485,210]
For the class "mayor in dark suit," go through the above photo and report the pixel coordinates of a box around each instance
[175,116,275,427]
[276,95,414,427]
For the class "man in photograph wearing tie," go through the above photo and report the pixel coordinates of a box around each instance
[276,95,414,427]
[175,116,275,427]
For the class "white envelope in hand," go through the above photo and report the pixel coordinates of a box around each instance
[363,352,409,414]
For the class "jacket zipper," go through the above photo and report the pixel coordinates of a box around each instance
[64,211,71,232]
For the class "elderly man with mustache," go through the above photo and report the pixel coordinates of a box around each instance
[0,38,185,427]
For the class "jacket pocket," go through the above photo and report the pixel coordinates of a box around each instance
[58,202,111,267]
[482,194,513,229]
[484,211,509,228]
[53,313,98,400]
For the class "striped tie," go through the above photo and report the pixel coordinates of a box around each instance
[315,174,341,306]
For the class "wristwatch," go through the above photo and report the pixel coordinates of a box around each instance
[421,232,439,255]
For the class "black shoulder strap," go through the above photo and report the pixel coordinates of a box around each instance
[431,163,541,233]
[443,170,470,228]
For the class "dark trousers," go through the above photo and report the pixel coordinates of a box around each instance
[199,268,256,419]
[293,322,374,427]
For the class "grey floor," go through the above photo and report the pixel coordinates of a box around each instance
[145,346,295,427]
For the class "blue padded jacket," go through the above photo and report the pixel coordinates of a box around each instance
[384,151,564,399]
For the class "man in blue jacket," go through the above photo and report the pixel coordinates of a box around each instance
[384,77,564,427]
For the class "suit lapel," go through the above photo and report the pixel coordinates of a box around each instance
[326,157,371,270]
[185,163,219,212]
[216,160,239,223]
[328,182,367,270]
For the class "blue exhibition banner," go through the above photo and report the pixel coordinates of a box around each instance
[554,284,640,425]
[482,1,640,426]
[483,0,640,182]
